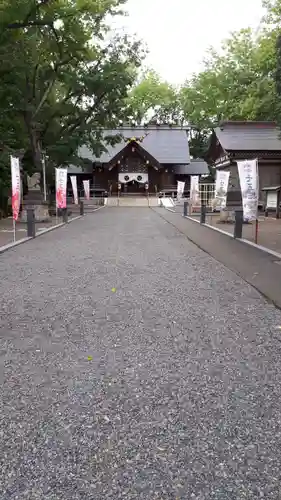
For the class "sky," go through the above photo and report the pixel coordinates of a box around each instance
[112,0,265,85]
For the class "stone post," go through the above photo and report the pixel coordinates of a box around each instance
[27,208,35,238]
[200,204,206,224]
[62,208,68,223]
[234,209,243,239]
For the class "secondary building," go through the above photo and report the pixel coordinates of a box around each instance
[205,120,281,206]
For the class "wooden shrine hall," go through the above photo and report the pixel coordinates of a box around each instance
[70,125,209,197]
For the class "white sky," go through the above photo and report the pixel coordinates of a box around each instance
[112,0,265,85]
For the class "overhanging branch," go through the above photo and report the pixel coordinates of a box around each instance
[7,20,53,29]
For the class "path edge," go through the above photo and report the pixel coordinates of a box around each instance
[0,206,105,255]
[152,207,281,311]
[184,214,281,260]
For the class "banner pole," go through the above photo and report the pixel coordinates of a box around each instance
[255,159,259,244]
[13,219,16,242]
[255,216,259,244]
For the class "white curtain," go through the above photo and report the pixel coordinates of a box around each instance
[119,173,148,184]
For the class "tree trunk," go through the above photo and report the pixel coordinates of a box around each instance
[24,112,42,174]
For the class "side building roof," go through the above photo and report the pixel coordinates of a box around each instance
[214,121,281,152]
[78,125,190,165]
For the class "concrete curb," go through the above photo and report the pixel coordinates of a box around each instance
[155,207,281,310]
[182,214,281,260]
[240,239,281,260]
[86,205,105,213]
[0,208,103,255]
[68,215,82,223]
[0,237,32,255]
[36,222,65,237]
[35,215,82,237]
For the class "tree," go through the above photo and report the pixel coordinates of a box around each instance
[0,0,144,180]
[126,70,180,123]
[264,0,281,123]
[178,26,280,158]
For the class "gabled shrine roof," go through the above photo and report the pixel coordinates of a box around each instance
[214,121,281,152]
[79,125,190,165]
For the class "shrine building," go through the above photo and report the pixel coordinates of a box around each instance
[67,125,209,197]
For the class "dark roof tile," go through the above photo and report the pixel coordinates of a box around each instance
[79,126,190,164]
[173,159,209,175]
[215,121,281,151]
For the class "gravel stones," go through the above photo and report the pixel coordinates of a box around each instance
[0,208,281,499]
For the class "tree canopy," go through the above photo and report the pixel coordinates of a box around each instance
[126,1,281,158]
[0,0,145,208]
[126,70,180,124]
[1,0,281,209]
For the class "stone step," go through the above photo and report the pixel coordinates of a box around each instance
[107,197,159,207]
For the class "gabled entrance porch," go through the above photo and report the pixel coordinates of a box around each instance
[107,139,162,196]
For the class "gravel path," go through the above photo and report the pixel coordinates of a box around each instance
[1,207,281,499]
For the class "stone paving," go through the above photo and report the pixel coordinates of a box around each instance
[1,208,281,499]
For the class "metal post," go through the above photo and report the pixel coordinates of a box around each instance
[80,200,84,216]
[27,208,35,238]
[234,209,243,239]
[183,201,188,217]
[200,204,206,224]
[62,207,68,223]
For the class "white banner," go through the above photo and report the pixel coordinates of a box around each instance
[118,173,148,184]
[11,156,21,221]
[190,176,200,204]
[83,179,90,200]
[55,168,67,209]
[177,180,185,199]
[70,176,78,205]
[237,159,259,221]
[214,170,230,209]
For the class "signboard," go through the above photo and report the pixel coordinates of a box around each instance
[55,168,67,209]
[237,159,259,221]
[215,155,230,167]
[10,156,21,221]
[266,192,278,209]
[214,170,230,209]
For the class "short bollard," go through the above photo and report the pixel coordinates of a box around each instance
[183,201,188,217]
[234,209,243,239]
[27,208,35,238]
[200,205,206,224]
[62,208,68,223]
[80,201,84,216]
